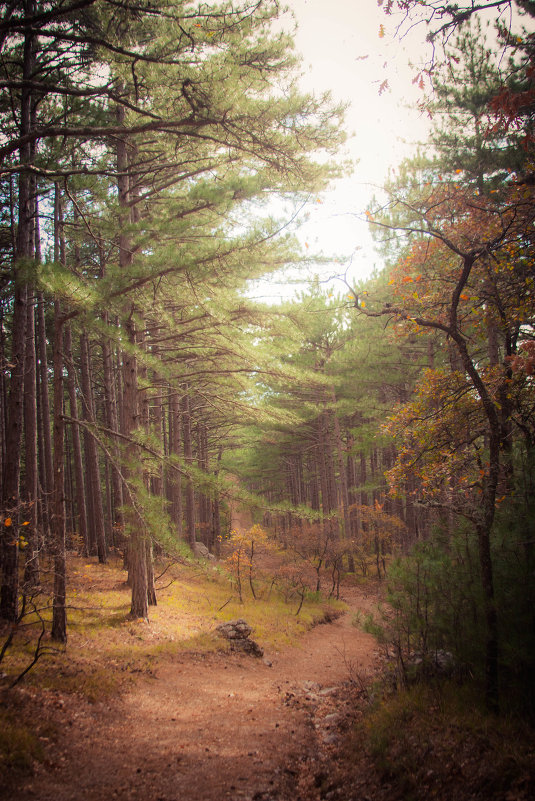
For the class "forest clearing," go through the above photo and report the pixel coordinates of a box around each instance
[1,0,535,798]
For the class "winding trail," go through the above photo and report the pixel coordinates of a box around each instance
[12,585,379,801]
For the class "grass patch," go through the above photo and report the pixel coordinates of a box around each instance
[0,553,344,702]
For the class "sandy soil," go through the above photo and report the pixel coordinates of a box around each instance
[8,585,380,801]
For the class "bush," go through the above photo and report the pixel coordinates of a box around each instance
[364,504,535,718]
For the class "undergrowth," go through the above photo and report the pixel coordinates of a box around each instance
[352,680,535,801]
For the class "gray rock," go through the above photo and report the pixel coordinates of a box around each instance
[193,541,216,560]
[216,619,264,657]
[216,619,253,640]
[232,638,264,658]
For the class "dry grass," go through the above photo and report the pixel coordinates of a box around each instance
[0,552,344,702]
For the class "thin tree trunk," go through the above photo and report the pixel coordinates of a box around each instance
[329,387,355,571]
[65,325,89,554]
[51,298,67,642]
[51,187,67,642]
[79,332,107,563]
[182,390,196,549]
[168,389,183,537]
[101,319,124,533]
[36,291,53,543]
[23,291,39,587]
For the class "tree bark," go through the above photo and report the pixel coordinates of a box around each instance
[65,325,89,554]
[51,299,67,642]
[167,389,183,537]
[116,105,148,618]
[23,291,39,587]
[182,390,196,549]
[36,291,53,543]
[79,332,107,563]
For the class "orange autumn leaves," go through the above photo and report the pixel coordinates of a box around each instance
[381,181,535,339]
[383,368,488,504]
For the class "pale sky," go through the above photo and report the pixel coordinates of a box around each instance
[251,0,433,300]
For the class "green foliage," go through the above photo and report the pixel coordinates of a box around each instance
[359,680,535,798]
[364,499,535,718]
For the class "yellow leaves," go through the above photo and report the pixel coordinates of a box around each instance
[378,24,385,38]
[22,520,30,526]
[360,301,366,308]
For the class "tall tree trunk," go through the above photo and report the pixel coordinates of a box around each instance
[23,291,39,587]
[182,390,196,549]
[101,314,124,535]
[117,106,148,618]
[51,185,67,642]
[197,421,210,547]
[65,325,89,554]
[0,1,35,620]
[329,387,355,571]
[36,291,53,543]
[51,299,67,642]
[167,389,183,537]
[79,332,107,563]
[122,313,148,619]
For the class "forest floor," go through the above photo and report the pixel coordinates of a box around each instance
[2,574,382,801]
[2,558,534,801]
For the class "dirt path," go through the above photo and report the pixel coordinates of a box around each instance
[11,586,380,801]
